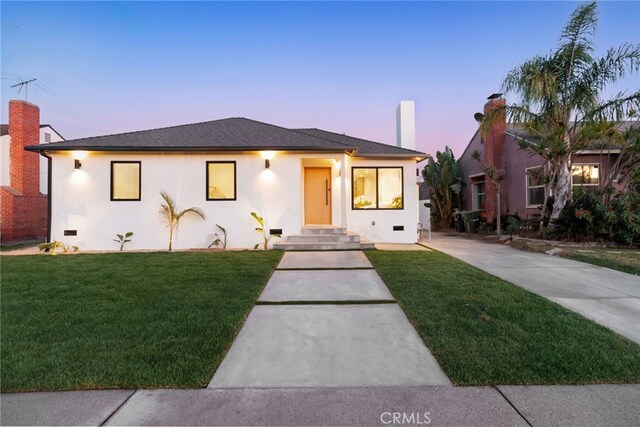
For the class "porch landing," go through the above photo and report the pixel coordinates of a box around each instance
[273,226,375,251]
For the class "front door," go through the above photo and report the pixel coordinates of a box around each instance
[304,167,332,224]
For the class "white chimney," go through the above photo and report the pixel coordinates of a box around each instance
[396,100,415,150]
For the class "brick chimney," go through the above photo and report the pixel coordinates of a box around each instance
[9,100,41,197]
[0,100,47,243]
[482,95,507,223]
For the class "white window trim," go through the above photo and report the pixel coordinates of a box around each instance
[571,163,600,190]
[525,165,547,208]
[472,181,485,211]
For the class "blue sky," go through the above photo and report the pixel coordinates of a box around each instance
[2,1,639,156]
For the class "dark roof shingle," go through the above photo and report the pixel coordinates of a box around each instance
[293,128,425,157]
[24,117,426,158]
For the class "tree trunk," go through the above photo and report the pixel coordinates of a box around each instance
[169,226,174,251]
[496,183,501,239]
[551,160,572,220]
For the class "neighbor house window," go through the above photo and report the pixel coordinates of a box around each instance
[572,164,599,193]
[44,132,51,143]
[472,181,486,211]
[526,167,546,206]
[206,161,236,200]
[111,161,141,201]
[352,167,403,209]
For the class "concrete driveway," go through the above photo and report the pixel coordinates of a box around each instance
[426,233,640,345]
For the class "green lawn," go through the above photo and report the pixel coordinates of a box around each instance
[1,251,282,392]
[366,250,640,386]
[563,249,640,275]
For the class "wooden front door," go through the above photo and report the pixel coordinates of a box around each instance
[304,167,332,224]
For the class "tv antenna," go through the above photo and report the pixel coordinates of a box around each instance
[11,78,37,101]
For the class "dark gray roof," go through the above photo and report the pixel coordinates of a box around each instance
[24,117,425,158]
[294,128,426,157]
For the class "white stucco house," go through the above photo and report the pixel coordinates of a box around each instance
[26,103,426,250]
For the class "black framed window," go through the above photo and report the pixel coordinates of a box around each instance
[352,167,403,209]
[206,161,236,200]
[111,161,141,201]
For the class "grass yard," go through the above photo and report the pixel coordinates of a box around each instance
[366,250,640,386]
[563,248,640,275]
[1,251,282,392]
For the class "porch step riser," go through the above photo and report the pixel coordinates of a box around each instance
[273,242,370,251]
[301,227,347,236]
[287,235,360,243]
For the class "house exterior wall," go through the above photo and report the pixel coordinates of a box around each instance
[48,150,418,250]
[345,156,418,244]
[461,131,621,219]
[459,130,485,211]
[503,134,545,219]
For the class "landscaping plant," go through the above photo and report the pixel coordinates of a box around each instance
[158,191,205,251]
[251,211,280,250]
[38,241,78,255]
[113,231,133,251]
[208,224,228,250]
[553,188,640,245]
[421,146,464,228]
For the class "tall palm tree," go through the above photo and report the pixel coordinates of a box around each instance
[482,1,640,220]
[158,191,205,251]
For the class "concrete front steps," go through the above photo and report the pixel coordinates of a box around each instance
[273,226,375,251]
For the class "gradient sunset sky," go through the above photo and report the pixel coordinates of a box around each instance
[2,1,639,157]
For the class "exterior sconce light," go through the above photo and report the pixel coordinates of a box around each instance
[261,151,275,169]
[74,159,82,169]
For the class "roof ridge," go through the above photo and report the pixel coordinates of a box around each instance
[287,127,360,151]
[235,118,355,150]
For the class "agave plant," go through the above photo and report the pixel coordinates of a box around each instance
[158,191,205,251]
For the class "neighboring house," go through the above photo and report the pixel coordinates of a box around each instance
[459,95,628,223]
[0,100,64,243]
[25,102,426,250]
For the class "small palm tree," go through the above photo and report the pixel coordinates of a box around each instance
[158,191,205,251]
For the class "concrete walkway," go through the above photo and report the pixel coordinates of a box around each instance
[426,233,640,345]
[208,250,451,388]
[3,384,639,426]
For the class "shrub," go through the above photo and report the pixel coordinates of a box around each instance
[552,189,640,244]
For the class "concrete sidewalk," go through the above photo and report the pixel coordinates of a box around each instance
[3,384,639,426]
[426,233,640,344]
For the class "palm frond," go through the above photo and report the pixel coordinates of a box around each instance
[175,207,206,221]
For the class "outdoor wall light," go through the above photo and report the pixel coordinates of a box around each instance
[74,159,82,169]
[261,151,275,169]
